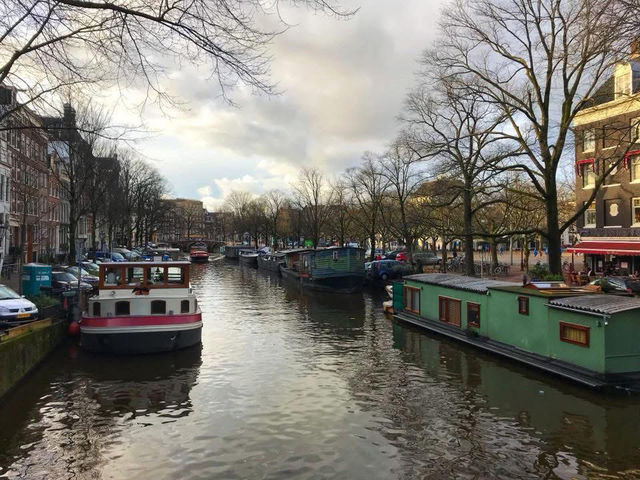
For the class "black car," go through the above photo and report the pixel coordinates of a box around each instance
[51,271,93,295]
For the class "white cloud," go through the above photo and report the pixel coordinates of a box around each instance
[109,0,445,207]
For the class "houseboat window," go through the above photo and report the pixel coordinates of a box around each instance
[518,296,529,315]
[104,267,122,286]
[127,267,145,285]
[115,301,130,316]
[467,302,480,327]
[151,300,166,314]
[559,322,590,347]
[439,296,461,327]
[147,267,165,285]
[403,286,420,314]
[93,302,101,316]
[181,300,190,313]
[167,267,185,285]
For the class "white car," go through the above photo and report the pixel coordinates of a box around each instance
[0,284,39,327]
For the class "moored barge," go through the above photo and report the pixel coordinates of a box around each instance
[239,249,259,267]
[80,261,202,354]
[189,243,209,263]
[394,273,640,391]
[257,252,285,273]
[280,247,366,294]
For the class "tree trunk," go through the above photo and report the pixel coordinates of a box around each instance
[462,187,475,276]
[369,232,376,262]
[490,238,498,270]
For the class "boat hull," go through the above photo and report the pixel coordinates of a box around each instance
[190,255,209,263]
[239,255,258,267]
[257,256,283,273]
[280,267,364,293]
[80,313,202,354]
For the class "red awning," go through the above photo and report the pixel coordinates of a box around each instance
[567,241,640,256]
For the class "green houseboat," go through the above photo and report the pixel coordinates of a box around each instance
[394,273,640,391]
[280,247,366,294]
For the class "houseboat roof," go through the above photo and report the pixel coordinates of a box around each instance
[404,273,519,293]
[548,295,640,315]
[99,261,191,267]
[279,248,312,255]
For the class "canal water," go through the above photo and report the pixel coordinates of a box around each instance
[2,260,640,479]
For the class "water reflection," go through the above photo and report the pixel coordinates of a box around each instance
[0,346,201,480]
[389,324,640,478]
[3,261,640,479]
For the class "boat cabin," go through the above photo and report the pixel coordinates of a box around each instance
[97,261,190,290]
[394,273,640,389]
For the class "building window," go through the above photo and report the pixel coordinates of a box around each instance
[93,302,101,317]
[559,322,590,347]
[602,125,618,149]
[115,301,130,316]
[604,198,622,227]
[632,117,640,143]
[583,129,595,152]
[403,286,420,314]
[439,296,461,326]
[467,302,480,328]
[631,156,640,182]
[181,300,190,313]
[151,300,166,314]
[584,202,596,228]
[581,163,595,188]
[633,198,640,226]
[605,161,619,185]
[518,296,529,315]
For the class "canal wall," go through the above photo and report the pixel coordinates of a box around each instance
[0,319,67,399]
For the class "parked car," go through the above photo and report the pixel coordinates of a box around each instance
[87,250,126,262]
[113,247,141,261]
[412,251,441,267]
[81,261,101,277]
[0,284,39,328]
[63,266,99,290]
[365,260,412,282]
[51,271,93,294]
[383,250,405,261]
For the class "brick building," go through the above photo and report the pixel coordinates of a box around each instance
[570,44,640,274]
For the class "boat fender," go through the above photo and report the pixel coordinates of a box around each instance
[68,321,80,337]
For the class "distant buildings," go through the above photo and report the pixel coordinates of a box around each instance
[570,42,640,274]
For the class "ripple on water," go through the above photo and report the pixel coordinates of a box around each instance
[2,262,640,479]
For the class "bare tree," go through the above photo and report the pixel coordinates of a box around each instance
[345,153,387,261]
[291,167,333,248]
[263,189,288,249]
[432,0,636,273]
[402,75,511,275]
[0,0,353,118]
[328,179,353,247]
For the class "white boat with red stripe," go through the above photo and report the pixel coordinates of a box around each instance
[80,261,202,354]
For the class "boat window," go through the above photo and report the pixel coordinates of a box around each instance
[467,302,480,327]
[518,296,529,315]
[439,296,461,327]
[167,267,185,285]
[151,300,166,314]
[181,300,190,313]
[115,301,130,316]
[104,267,122,286]
[127,267,145,285]
[403,286,420,314]
[93,302,101,316]
[147,267,165,285]
[559,322,589,347]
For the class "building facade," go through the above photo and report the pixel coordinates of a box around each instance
[571,45,640,274]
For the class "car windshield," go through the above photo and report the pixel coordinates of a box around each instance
[112,252,125,261]
[0,285,20,300]
[69,267,91,277]
[55,272,78,282]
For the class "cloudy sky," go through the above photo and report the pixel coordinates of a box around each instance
[124,1,445,210]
